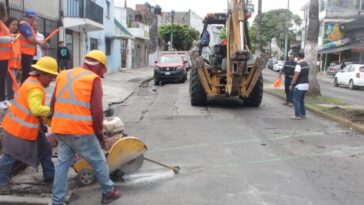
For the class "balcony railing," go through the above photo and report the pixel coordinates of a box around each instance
[64,0,103,25]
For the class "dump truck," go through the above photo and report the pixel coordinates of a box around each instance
[189,0,266,106]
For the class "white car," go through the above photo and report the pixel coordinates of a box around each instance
[273,61,285,72]
[334,64,364,90]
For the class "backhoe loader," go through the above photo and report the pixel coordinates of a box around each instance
[189,0,266,106]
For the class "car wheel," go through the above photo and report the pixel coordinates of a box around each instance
[349,80,356,90]
[334,78,339,87]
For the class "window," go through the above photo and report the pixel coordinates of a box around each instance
[90,38,98,50]
[359,67,364,72]
[105,37,111,56]
[106,1,110,18]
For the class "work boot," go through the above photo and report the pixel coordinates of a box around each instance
[101,190,122,204]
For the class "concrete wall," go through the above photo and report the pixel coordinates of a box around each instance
[24,0,60,20]
[88,0,122,73]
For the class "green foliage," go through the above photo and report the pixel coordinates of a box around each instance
[253,9,301,50]
[219,27,226,40]
[159,24,199,50]
[249,24,256,53]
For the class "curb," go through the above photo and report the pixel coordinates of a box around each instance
[265,89,364,134]
[0,195,52,205]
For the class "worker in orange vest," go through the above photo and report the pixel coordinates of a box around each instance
[5,16,21,103]
[0,2,15,110]
[19,9,46,83]
[51,50,121,205]
[0,56,58,186]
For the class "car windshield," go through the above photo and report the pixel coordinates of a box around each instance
[159,56,182,63]
[360,67,364,72]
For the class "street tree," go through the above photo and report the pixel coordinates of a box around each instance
[253,9,301,53]
[160,24,199,51]
[305,0,321,96]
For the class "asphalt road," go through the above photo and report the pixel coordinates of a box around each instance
[71,76,364,205]
[263,68,364,107]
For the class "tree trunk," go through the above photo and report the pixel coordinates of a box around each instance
[255,0,262,57]
[305,0,321,96]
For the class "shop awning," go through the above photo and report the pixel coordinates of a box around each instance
[114,18,134,40]
[319,43,361,54]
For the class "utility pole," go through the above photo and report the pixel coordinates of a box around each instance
[284,0,290,61]
[255,0,262,57]
[170,10,175,50]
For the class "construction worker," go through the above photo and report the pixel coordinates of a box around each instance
[19,9,46,83]
[0,56,58,186]
[32,20,48,64]
[278,54,297,106]
[6,16,21,103]
[0,2,14,110]
[51,50,121,205]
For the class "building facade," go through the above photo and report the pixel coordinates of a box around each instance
[301,0,364,71]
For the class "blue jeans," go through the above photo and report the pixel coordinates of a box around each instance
[293,88,307,117]
[52,134,114,205]
[6,69,16,100]
[0,131,55,185]
[284,77,293,103]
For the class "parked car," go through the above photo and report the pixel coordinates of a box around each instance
[334,64,364,90]
[154,55,188,85]
[327,61,354,76]
[267,59,277,70]
[273,61,285,72]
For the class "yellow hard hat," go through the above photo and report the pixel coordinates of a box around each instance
[31,56,58,76]
[85,50,107,67]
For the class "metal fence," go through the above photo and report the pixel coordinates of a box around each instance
[1,0,59,58]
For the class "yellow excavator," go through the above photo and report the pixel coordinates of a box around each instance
[189,0,266,106]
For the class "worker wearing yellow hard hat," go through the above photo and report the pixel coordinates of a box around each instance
[0,56,58,186]
[51,50,121,205]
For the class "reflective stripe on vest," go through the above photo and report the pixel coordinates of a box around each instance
[19,21,36,55]
[53,112,92,121]
[1,77,44,140]
[0,21,12,60]
[7,112,39,129]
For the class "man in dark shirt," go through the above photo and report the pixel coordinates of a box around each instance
[278,54,297,106]
[57,41,70,71]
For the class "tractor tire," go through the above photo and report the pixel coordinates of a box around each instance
[189,67,207,106]
[242,75,263,107]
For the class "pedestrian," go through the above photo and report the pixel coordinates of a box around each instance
[289,51,309,120]
[0,2,14,110]
[0,56,58,186]
[5,16,21,104]
[32,20,48,64]
[278,54,297,106]
[51,50,121,205]
[57,41,70,71]
[19,9,46,83]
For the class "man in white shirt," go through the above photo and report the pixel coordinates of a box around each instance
[32,21,48,63]
[289,51,309,120]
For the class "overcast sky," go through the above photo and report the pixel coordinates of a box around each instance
[120,0,308,19]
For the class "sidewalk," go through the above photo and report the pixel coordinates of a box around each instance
[0,67,154,204]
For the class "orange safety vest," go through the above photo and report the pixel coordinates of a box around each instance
[0,21,12,60]
[8,39,21,69]
[51,67,100,135]
[19,20,36,56]
[2,76,45,141]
